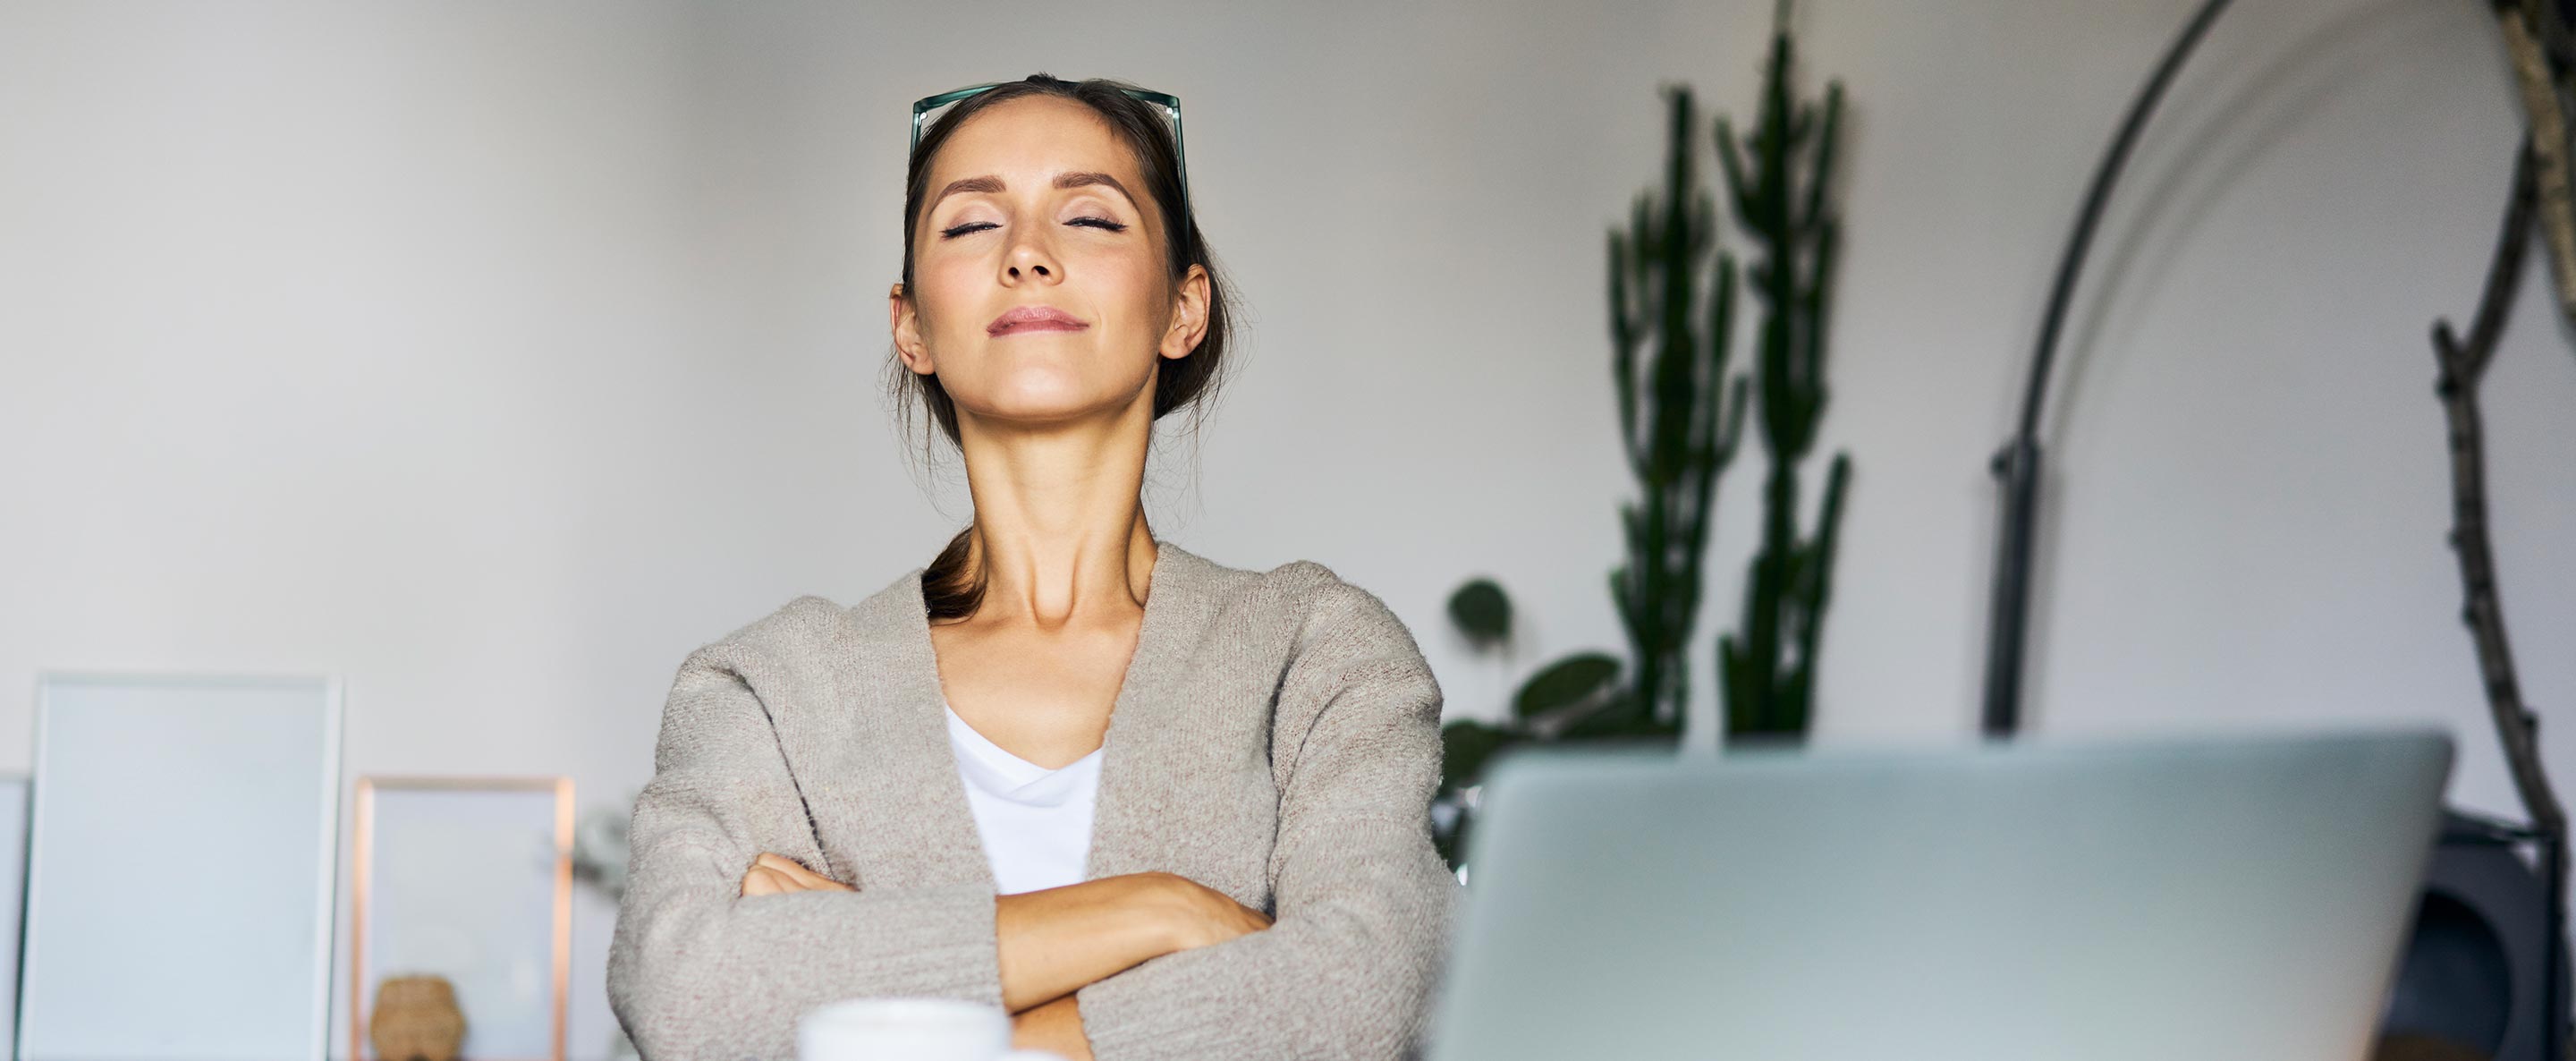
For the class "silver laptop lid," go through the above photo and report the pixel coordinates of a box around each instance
[1427,728,2452,1061]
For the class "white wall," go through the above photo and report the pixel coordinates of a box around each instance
[3,1,2569,1056]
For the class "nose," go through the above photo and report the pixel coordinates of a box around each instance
[1004,230,1058,284]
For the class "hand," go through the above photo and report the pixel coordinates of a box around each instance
[738,853,854,897]
[1147,871,1274,952]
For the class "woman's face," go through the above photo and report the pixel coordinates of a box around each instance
[890,95,1208,432]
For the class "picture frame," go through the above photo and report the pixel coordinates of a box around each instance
[0,775,32,1053]
[350,776,572,1061]
[19,672,343,1061]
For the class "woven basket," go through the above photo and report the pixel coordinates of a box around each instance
[369,974,467,1061]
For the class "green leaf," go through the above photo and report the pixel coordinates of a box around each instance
[1440,719,1526,794]
[1434,811,1471,872]
[1447,578,1513,646]
[1555,688,1644,739]
[1513,652,1623,722]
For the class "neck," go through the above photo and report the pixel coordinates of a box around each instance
[950,390,1160,628]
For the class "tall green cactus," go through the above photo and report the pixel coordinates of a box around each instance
[1432,86,1750,867]
[1601,83,1752,737]
[1716,0,1854,739]
[1433,7,1860,869]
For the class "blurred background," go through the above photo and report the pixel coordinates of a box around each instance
[2,0,2570,1057]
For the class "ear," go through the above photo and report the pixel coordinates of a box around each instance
[1159,264,1212,361]
[890,283,933,374]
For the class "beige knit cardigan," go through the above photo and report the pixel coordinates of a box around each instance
[605,540,1460,1061]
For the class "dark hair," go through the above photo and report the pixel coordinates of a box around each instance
[887,72,1238,622]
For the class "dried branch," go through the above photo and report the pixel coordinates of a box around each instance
[2500,0,2576,334]
[2429,140,2567,946]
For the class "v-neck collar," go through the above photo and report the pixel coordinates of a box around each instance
[945,700,1103,782]
[779,538,1219,893]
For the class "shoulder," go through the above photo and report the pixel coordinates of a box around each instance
[646,595,854,769]
[1246,558,1445,748]
[1172,543,1418,650]
[671,592,855,684]
[713,593,851,652]
[1262,559,1413,642]
[1215,554,1429,680]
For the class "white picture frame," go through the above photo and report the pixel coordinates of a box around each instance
[0,776,30,1053]
[19,672,343,1061]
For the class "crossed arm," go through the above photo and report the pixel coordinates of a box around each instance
[736,854,1273,1058]
[609,580,1455,1061]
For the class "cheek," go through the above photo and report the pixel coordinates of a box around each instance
[1091,254,1172,322]
[916,257,984,334]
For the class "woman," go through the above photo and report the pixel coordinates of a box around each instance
[604,73,1459,1061]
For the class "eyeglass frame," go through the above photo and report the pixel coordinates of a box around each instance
[909,82,1195,265]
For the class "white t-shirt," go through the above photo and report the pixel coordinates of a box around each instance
[943,700,1103,895]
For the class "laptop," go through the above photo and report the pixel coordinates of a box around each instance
[1425,727,2453,1061]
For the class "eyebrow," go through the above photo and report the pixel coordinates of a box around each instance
[929,172,1139,212]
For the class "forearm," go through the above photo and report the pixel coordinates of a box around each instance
[1077,895,1451,1060]
[996,872,1191,1013]
[1012,995,1096,1060]
[609,841,1004,1060]
[1075,820,1458,1061]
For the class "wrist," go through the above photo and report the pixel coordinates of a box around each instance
[1120,870,1206,955]
[1012,995,1090,1060]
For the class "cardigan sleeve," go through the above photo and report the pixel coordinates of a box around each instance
[1072,576,1463,1061]
[606,641,1004,1061]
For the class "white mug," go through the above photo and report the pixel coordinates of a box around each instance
[797,997,1011,1061]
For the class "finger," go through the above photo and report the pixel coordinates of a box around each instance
[741,867,784,897]
[766,855,849,891]
[758,853,834,887]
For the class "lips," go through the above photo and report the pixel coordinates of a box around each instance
[987,305,1089,335]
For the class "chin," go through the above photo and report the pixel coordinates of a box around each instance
[975,383,1122,424]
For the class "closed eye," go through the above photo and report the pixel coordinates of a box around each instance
[939,217,1128,239]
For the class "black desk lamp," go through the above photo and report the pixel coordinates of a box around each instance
[1977,0,2232,737]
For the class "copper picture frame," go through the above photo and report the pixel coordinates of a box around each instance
[351,776,572,1061]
